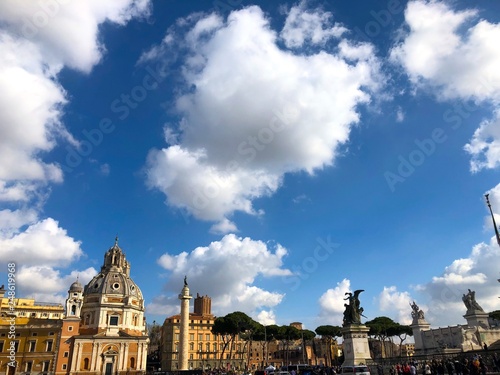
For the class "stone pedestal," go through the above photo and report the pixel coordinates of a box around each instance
[410,319,430,353]
[341,325,372,366]
[464,310,490,329]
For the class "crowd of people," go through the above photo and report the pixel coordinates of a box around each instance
[381,353,500,375]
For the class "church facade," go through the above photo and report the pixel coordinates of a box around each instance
[56,240,150,374]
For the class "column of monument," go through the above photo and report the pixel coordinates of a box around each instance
[178,276,193,370]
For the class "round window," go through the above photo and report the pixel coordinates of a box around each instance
[130,285,135,291]
[112,283,120,290]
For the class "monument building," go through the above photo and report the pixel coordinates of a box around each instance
[411,290,500,354]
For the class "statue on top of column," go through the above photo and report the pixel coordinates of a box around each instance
[343,289,364,326]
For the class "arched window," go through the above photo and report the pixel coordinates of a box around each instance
[83,358,89,370]
[130,357,135,369]
[71,305,76,315]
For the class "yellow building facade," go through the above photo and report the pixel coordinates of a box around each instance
[0,285,64,375]
[161,294,247,371]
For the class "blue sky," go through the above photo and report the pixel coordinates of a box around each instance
[1,0,500,331]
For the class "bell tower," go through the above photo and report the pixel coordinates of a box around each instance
[65,279,83,318]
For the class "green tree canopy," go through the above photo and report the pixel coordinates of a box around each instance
[315,325,342,338]
[490,310,500,321]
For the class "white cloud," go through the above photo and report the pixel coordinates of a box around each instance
[465,110,500,172]
[0,208,38,237]
[16,266,96,303]
[0,0,150,302]
[390,1,500,102]
[416,237,500,327]
[210,218,238,235]
[144,5,384,230]
[256,310,276,325]
[0,218,83,267]
[280,0,346,48]
[391,1,500,173]
[0,1,151,198]
[153,234,291,316]
[0,0,151,73]
[318,278,351,325]
[377,286,413,325]
[146,294,180,317]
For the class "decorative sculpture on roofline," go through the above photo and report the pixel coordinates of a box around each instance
[184,275,188,287]
[343,289,365,326]
[462,289,484,312]
[410,301,425,321]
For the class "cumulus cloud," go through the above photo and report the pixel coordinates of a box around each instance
[152,234,291,317]
[280,0,346,48]
[317,278,351,325]
[390,1,500,102]
[0,0,151,200]
[256,309,276,325]
[465,110,500,172]
[0,218,83,267]
[0,0,151,73]
[377,286,413,325]
[0,208,38,237]
[416,237,500,327]
[0,0,150,301]
[16,266,97,303]
[144,5,384,231]
[391,1,500,172]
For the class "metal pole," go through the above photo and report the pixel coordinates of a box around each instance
[485,194,500,247]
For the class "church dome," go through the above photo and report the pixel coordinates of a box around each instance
[84,270,143,300]
[83,241,144,302]
[69,280,83,292]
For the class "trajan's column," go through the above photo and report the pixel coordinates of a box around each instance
[178,276,192,370]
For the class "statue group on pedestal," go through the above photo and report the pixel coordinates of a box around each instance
[410,301,425,321]
[462,289,484,312]
[343,289,364,326]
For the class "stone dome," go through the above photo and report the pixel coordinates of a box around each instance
[84,270,143,299]
[69,280,83,292]
[83,241,144,301]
